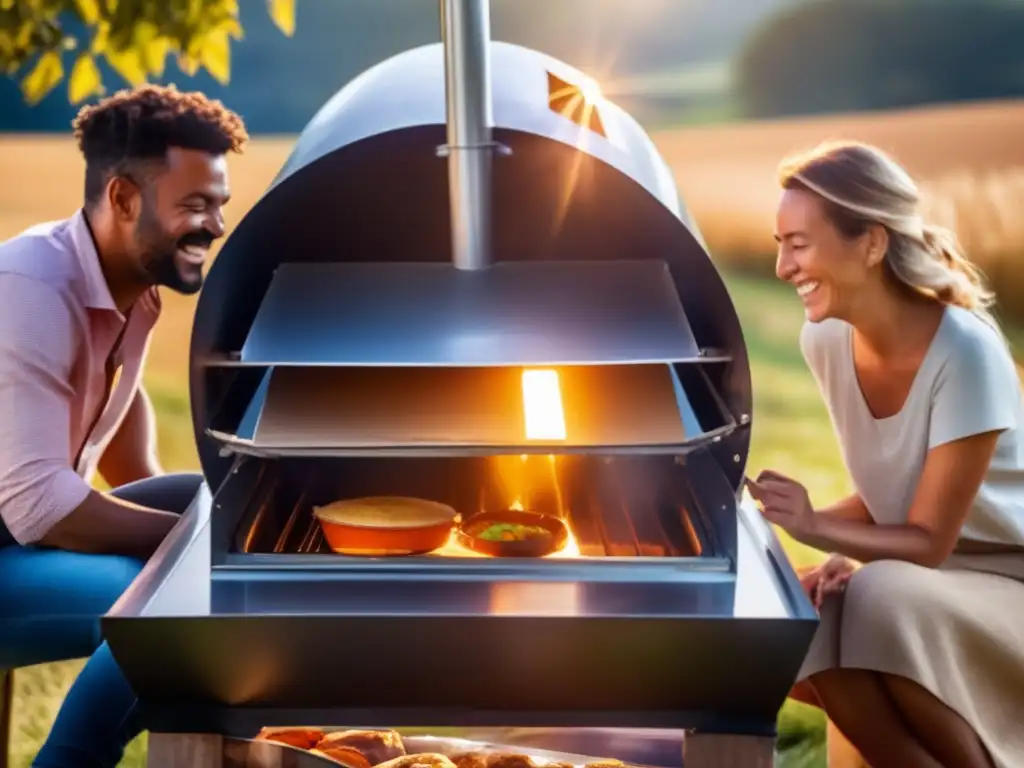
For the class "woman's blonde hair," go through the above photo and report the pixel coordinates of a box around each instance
[777,140,1002,334]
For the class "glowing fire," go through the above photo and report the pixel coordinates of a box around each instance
[522,369,566,441]
[438,368,580,558]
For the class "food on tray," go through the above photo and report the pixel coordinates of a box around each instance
[252,728,628,768]
[376,754,459,768]
[317,730,407,765]
[313,496,459,555]
[476,522,553,542]
[482,754,541,768]
[311,746,374,768]
[254,726,325,750]
[449,752,489,768]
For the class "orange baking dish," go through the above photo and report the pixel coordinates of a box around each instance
[312,496,460,556]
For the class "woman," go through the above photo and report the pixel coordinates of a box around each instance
[746,140,1024,768]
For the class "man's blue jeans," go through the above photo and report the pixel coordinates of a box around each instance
[0,473,203,768]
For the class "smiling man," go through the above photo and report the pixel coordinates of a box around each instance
[0,84,247,767]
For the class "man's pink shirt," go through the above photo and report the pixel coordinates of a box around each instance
[0,210,161,544]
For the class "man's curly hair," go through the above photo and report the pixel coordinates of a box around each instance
[72,83,249,206]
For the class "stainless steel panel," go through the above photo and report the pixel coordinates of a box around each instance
[251,365,687,450]
[206,429,737,460]
[237,261,701,367]
[105,611,815,733]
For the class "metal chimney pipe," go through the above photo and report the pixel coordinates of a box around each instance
[440,0,493,271]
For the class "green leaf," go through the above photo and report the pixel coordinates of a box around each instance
[68,51,103,103]
[267,0,295,36]
[199,28,229,84]
[73,0,101,25]
[20,49,64,105]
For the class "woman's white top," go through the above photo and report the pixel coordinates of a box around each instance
[801,305,1024,546]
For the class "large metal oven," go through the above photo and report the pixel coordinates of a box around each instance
[103,2,817,765]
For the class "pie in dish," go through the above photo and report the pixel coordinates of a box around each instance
[314,497,458,529]
[313,496,460,555]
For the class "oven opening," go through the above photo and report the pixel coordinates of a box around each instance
[231,453,709,559]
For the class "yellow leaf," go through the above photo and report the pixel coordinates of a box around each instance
[90,21,109,54]
[267,0,295,36]
[104,46,146,84]
[199,29,230,84]
[177,52,199,76]
[15,21,34,48]
[132,21,169,77]
[20,50,64,106]
[69,52,103,103]
[73,0,100,24]
[141,36,170,77]
[222,17,244,40]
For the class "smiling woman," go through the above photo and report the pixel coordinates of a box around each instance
[757,140,1024,768]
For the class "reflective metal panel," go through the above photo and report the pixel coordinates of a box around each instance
[236,261,700,367]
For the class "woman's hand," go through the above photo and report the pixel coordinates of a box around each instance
[800,553,857,609]
[745,469,817,541]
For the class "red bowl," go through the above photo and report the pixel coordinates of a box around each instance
[456,509,569,558]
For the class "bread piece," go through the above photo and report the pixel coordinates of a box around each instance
[450,752,491,768]
[485,754,539,768]
[316,730,407,765]
[310,748,372,768]
[313,497,457,529]
[584,761,625,768]
[375,753,459,768]
[254,726,325,750]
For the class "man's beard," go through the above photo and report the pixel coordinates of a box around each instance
[135,203,213,296]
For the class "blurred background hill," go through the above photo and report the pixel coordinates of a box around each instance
[4,0,1024,133]
[1,0,799,132]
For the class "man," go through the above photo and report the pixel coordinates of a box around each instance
[0,84,247,767]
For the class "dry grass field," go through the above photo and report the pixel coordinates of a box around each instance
[661,99,1024,312]
[1,98,1022,767]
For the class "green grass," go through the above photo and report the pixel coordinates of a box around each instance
[7,272,848,768]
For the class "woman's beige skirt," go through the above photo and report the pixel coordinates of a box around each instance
[797,552,1024,768]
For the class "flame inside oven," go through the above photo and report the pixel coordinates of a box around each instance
[440,368,580,558]
[522,368,567,441]
[437,451,582,558]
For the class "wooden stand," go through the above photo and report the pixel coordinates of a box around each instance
[683,732,776,768]
[0,670,12,768]
[147,733,224,767]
